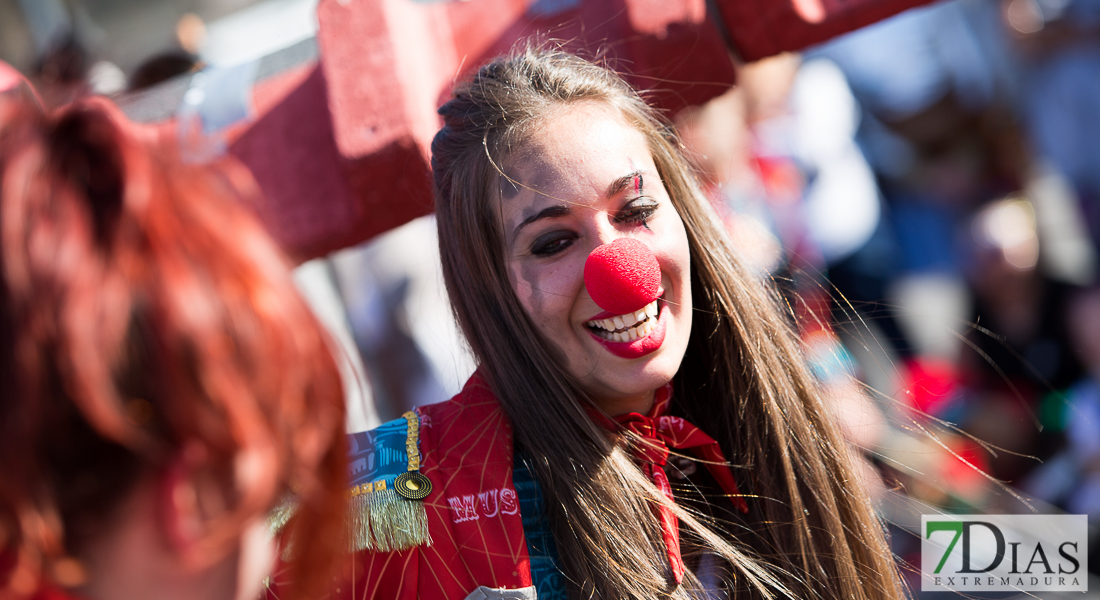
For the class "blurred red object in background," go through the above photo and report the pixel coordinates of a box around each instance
[715,0,933,61]
[903,357,961,416]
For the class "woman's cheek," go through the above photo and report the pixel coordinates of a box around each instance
[511,259,579,329]
[662,217,691,284]
[511,261,550,322]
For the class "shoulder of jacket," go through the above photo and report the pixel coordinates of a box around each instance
[346,411,432,552]
[270,411,433,553]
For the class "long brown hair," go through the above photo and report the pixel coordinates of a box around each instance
[0,93,346,599]
[432,46,904,599]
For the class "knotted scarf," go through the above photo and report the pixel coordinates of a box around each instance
[589,384,749,585]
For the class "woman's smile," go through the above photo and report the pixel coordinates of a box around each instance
[583,296,668,360]
[585,296,661,343]
[498,102,693,415]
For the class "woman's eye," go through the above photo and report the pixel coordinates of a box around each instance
[616,198,658,227]
[530,231,576,256]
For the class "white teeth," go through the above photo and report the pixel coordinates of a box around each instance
[586,298,663,341]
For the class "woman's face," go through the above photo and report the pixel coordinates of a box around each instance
[498,102,692,415]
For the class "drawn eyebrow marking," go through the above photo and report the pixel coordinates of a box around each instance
[605,170,644,200]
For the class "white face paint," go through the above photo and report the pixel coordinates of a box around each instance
[499,102,693,416]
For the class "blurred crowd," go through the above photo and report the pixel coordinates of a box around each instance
[670,0,1100,589]
[4,0,1100,594]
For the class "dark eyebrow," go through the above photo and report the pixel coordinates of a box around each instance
[605,170,644,199]
[512,205,572,240]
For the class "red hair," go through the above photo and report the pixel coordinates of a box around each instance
[0,92,346,598]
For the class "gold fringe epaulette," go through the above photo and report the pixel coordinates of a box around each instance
[267,496,299,534]
[347,411,433,552]
[267,411,433,553]
[348,482,430,551]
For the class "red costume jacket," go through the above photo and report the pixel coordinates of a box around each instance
[268,372,536,600]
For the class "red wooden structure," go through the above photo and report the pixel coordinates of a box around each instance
[124,0,934,261]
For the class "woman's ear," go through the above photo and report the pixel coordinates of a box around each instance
[157,442,233,572]
[0,61,23,92]
[155,442,278,600]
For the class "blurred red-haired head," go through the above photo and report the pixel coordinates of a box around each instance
[0,91,346,598]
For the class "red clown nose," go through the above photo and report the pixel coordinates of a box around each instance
[584,238,661,315]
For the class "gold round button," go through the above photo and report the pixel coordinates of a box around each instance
[394,472,432,500]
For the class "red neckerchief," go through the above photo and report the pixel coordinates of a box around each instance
[589,384,748,586]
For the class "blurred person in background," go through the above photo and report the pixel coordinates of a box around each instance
[672,4,1099,584]
[804,2,1099,581]
[1006,0,1100,248]
[0,81,347,600]
[959,197,1083,483]
[1013,282,1100,576]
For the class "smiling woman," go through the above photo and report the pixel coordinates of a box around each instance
[321,46,906,600]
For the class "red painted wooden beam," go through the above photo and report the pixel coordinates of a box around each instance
[115,0,935,261]
[713,0,937,62]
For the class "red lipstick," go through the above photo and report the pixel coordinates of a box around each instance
[588,300,668,359]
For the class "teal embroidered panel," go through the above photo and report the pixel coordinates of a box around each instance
[348,415,410,491]
[514,452,568,600]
